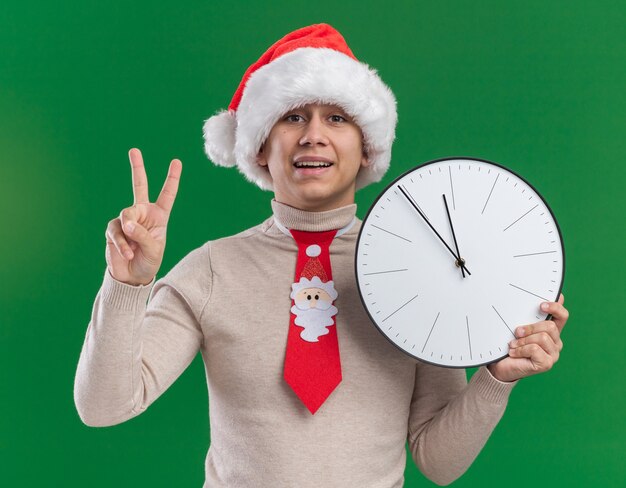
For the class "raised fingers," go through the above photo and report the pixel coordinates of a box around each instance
[156,159,182,213]
[129,148,150,205]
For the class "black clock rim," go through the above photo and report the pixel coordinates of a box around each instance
[354,155,566,369]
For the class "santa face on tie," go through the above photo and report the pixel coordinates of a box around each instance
[290,275,339,342]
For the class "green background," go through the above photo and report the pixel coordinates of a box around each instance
[1,0,624,486]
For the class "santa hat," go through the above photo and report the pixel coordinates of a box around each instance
[290,244,338,300]
[203,23,397,191]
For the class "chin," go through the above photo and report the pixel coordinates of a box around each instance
[296,186,352,211]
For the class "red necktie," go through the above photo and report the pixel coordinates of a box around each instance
[284,229,342,414]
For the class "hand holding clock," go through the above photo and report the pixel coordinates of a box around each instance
[488,294,569,382]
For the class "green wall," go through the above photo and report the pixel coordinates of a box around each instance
[1,1,624,486]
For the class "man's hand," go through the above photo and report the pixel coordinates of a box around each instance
[105,148,182,286]
[488,294,568,383]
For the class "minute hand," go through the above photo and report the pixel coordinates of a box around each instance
[397,185,471,275]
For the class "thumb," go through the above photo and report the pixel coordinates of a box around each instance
[124,221,159,256]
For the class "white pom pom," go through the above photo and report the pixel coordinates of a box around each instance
[306,244,321,257]
[203,110,237,167]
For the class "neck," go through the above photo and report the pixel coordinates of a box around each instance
[271,199,357,232]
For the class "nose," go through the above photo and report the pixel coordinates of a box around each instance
[299,114,329,146]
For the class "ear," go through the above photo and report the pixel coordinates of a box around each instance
[360,147,370,168]
[256,144,268,167]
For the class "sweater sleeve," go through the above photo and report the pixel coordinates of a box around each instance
[73,244,211,427]
[407,363,516,486]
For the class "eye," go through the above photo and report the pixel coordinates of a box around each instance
[285,113,304,123]
[329,114,347,123]
[315,294,319,300]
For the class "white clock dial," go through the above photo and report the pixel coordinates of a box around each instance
[355,157,565,368]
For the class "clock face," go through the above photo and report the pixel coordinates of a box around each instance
[355,157,565,368]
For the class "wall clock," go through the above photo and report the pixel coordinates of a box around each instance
[355,157,565,368]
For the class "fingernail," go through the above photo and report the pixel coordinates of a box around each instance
[516,327,525,337]
[541,303,550,311]
[126,222,135,233]
[509,340,517,348]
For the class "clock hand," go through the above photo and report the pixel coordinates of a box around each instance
[442,194,467,278]
[397,185,471,275]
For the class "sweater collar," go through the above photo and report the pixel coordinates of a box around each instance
[271,199,357,233]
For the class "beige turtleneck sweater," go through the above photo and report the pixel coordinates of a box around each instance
[74,200,516,487]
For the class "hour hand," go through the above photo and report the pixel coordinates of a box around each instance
[442,193,467,278]
[397,185,471,275]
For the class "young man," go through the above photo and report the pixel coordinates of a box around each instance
[74,24,568,487]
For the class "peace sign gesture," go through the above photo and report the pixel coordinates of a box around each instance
[105,148,182,286]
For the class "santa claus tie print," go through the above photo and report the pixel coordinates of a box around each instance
[290,244,339,342]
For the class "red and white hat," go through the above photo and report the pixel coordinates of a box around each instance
[290,244,338,300]
[202,23,397,191]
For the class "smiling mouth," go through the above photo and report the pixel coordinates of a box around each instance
[293,161,334,168]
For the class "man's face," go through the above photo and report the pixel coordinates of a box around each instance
[257,103,369,212]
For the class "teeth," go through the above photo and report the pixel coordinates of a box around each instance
[294,161,332,168]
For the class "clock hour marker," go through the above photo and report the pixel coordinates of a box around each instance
[382,293,419,322]
[448,166,456,210]
[492,305,515,336]
[466,316,473,360]
[509,283,549,301]
[370,224,412,242]
[513,250,557,258]
[481,173,500,215]
[363,268,408,276]
[421,311,440,353]
[503,204,539,232]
